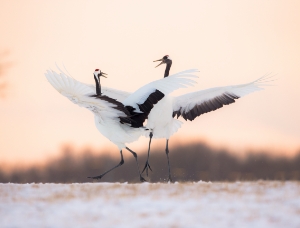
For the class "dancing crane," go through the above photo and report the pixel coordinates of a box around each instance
[141,55,272,182]
[45,67,198,181]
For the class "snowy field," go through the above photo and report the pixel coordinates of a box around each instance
[1,181,300,228]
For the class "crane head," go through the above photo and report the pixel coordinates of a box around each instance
[94,69,108,79]
[153,55,172,68]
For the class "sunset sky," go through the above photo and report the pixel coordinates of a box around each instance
[0,0,300,165]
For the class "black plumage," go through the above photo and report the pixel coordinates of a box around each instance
[92,73,165,128]
[173,92,240,121]
[126,89,165,128]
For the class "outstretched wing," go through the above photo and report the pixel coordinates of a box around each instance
[45,69,136,124]
[122,69,199,127]
[173,75,273,121]
[55,63,132,102]
[123,69,199,111]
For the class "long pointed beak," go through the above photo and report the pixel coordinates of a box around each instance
[155,61,164,68]
[153,58,164,68]
[101,72,108,78]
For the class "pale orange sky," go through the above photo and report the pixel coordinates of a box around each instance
[0,0,300,165]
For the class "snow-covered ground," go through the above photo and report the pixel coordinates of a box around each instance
[1,181,300,228]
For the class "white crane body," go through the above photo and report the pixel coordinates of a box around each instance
[139,55,273,180]
[45,58,271,182]
[146,96,182,139]
[45,67,198,181]
[93,115,146,150]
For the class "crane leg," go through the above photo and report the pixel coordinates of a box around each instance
[125,147,146,182]
[142,132,153,176]
[165,139,173,182]
[88,150,124,180]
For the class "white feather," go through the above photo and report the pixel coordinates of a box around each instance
[173,74,272,114]
[123,69,198,111]
[44,67,198,150]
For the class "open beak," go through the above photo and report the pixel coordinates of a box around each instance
[101,72,108,78]
[153,58,164,68]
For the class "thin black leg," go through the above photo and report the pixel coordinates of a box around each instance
[142,132,153,176]
[165,139,173,182]
[125,147,146,182]
[88,150,124,180]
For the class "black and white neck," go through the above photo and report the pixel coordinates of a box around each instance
[153,55,172,78]
[164,58,172,77]
[93,69,107,95]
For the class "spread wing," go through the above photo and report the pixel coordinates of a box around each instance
[123,69,199,111]
[122,69,199,127]
[173,75,273,121]
[44,69,136,124]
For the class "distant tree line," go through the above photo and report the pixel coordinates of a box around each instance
[1,142,299,183]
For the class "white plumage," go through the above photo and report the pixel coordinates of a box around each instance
[44,67,198,181]
[123,69,198,111]
[45,59,271,182]
[172,76,271,121]
[138,55,273,181]
[45,69,197,145]
[142,75,271,178]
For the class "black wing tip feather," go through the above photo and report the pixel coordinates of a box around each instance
[126,89,165,128]
[138,90,164,114]
[92,90,165,128]
[93,94,131,113]
[91,94,140,126]
[173,92,240,121]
